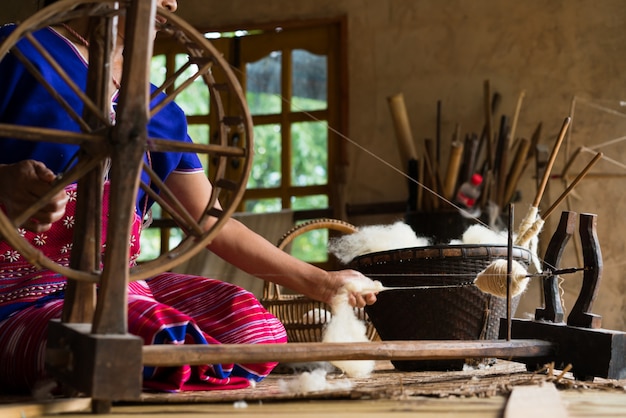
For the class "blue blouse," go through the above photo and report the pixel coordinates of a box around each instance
[0,24,203,213]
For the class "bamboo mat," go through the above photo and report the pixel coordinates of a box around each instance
[1,360,623,407]
[135,360,626,404]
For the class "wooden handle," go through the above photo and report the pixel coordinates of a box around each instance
[533,117,571,208]
[543,152,603,220]
[388,93,418,168]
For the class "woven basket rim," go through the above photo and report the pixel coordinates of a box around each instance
[350,244,533,267]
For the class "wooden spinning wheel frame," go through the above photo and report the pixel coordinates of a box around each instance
[0,0,253,328]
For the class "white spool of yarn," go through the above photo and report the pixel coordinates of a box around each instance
[474,259,529,297]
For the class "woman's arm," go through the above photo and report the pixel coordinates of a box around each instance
[163,171,377,307]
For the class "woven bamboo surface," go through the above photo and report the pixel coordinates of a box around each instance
[132,360,625,404]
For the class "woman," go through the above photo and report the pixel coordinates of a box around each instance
[0,0,378,393]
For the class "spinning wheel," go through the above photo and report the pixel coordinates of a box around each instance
[0,0,252,299]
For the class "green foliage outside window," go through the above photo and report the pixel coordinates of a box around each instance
[140,56,331,264]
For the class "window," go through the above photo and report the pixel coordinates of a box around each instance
[144,19,347,267]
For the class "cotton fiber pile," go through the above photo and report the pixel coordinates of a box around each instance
[328,221,430,264]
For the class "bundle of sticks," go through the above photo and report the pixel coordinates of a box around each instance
[388,81,548,222]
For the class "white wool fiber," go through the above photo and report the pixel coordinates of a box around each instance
[342,279,384,295]
[277,368,353,394]
[328,221,429,264]
[516,206,539,240]
[233,400,248,408]
[474,259,530,297]
[461,224,508,245]
[322,290,376,377]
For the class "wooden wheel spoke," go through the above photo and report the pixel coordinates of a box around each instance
[141,162,204,236]
[149,58,214,118]
[149,60,193,100]
[147,137,246,157]
[0,124,102,145]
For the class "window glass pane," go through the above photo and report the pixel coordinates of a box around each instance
[245,198,282,213]
[138,227,161,261]
[291,49,327,112]
[174,54,209,115]
[150,55,167,86]
[248,124,281,189]
[291,122,328,186]
[291,194,328,210]
[137,205,184,262]
[187,124,210,173]
[290,221,328,263]
[246,51,282,115]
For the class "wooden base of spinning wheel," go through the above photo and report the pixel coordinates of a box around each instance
[500,319,626,380]
[46,321,143,402]
[500,211,626,380]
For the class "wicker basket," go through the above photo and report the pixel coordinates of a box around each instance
[350,244,533,371]
[261,218,378,343]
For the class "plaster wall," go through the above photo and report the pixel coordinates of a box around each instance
[2,1,625,330]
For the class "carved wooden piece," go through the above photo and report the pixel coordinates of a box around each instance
[567,213,603,328]
[534,211,576,323]
[503,211,626,380]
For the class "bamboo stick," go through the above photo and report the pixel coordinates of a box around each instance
[483,80,495,169]
[508,90,526,150]
[388,93,419,170]
[423,138,440,209]
[542,152,603,219]
[503,137,531,205]
[532,117,570,208]
[443,126,464,200]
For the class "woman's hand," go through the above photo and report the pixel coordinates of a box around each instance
[325,269,379,308]
[0,160,68,232]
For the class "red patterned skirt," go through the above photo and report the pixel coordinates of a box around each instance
[0,184,287,393]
